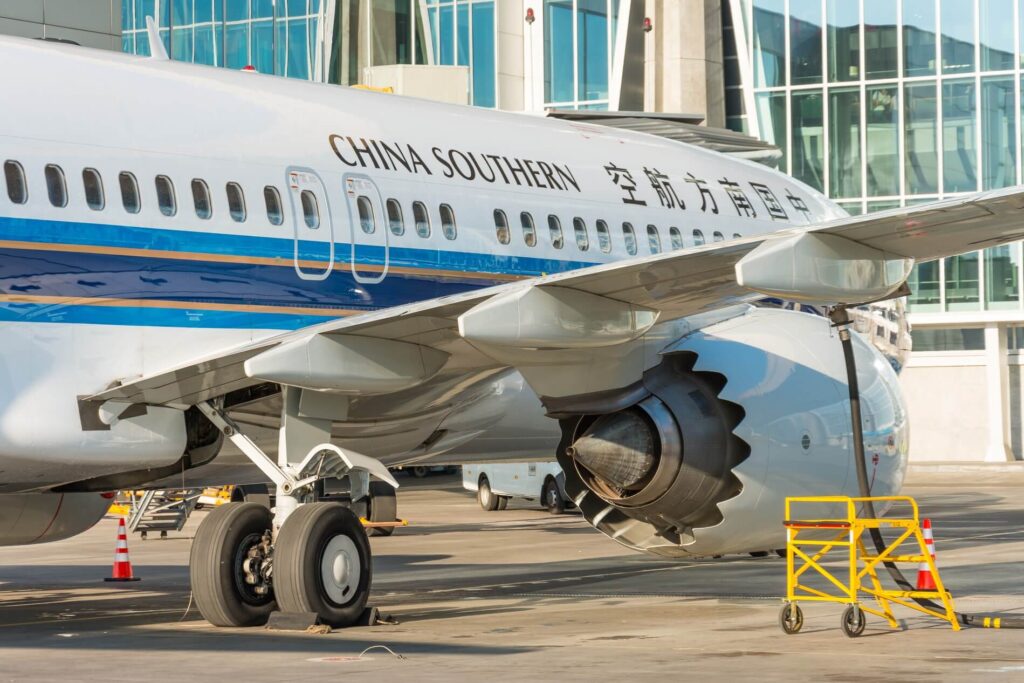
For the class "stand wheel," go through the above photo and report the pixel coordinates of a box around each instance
[841,605,866,637]
[543,477,565,514]
[779,603,803,634]
[366,481,398,537]
[477,476,500,511]
[190,502,276,627]
[274,503,371,628]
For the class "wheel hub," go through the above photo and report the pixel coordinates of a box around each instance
[321,534,361,605]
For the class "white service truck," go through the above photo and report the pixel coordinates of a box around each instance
[462,462,572,514]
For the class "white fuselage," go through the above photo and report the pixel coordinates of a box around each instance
[0,37,849,492]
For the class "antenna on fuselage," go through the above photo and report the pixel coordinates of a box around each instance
[146,0,170,61]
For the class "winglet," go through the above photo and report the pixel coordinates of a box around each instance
[146,0,169,60]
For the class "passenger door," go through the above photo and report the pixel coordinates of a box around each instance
[287,167,334,281]
[343,173,389,284]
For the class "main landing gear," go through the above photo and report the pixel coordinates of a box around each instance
[192,390,397,628]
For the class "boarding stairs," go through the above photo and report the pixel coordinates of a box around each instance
[126,489,203,539]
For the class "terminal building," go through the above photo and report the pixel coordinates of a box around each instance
[0,1,1020,463]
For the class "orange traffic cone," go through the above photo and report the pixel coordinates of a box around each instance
[916,518,937,591]
[104,518,140,582]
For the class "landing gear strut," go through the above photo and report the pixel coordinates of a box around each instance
[190,391,397,628]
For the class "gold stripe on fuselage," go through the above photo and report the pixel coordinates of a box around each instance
[0,293,363,318]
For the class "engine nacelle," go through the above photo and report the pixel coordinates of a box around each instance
[553,307,909,558]
[0,492,112,546]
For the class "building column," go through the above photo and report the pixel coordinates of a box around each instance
[984,324,1013,462]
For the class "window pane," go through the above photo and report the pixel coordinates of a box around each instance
[790,0,822,85]
[252,20,274,74]
[622,222,637,255]
[227,182,246,222]
[982,77,1017,189]
[386,199,404,236]
[192,179,212,219]
[287,19,309,79]
[908,261,941,310]
[521,212,537,247]
[300,190,320,228]
[45,165,67,208]
[827,0,860,82]
[985,243,1020,309]
[172,27,193,62]
[980,0,1014,71]
[544,0,574,103]
[646,224,661,253]
[905,82,940,194]
[693,229,705,246]
[156,175,176,216]
[357,195,375,234]
[471,2,495,107]
[226,23,250,69]
[866,86,899,197]
[941,0,975,74]
[226,0,249,21]
[119,172,140,214]
[756,93,788,172]
[669,227,684,250]
[911,327,985,350]
[864,0,898,79]
[548,215,564,249]
[438,5,453,64]
[457,2,469,67]
[943,79,978,193]
[413,201,430,237]
[265,187,283,226]
[577,0,609,100]
[194,24,216,66]
[792,91,825,192]
[903,0,937,77]
[595,219,611,253]
[752,0,785,88]
[829,88,862,198]
[945,252,980,310]
[440,203,457,240]
[83,168,104,210]
[573,217,589,251]
[494,209,509,244]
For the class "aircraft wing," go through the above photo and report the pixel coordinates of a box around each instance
[88,186,1024,408]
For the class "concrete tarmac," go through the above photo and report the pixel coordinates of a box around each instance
[1,474,1022,681]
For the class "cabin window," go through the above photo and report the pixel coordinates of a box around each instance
[119,172,140,214]
[4,161,27,204]
[412,201,430,237]
[733,232,742,239]
[44,165,67,208]
[386,198,404,236]
[357,195,376,234]
[693,229,705,246]
[440,203,457,240]
[595,220,611,253]
[521,212,537,247]
[547,215,564,249]
[155,175,176,217]
[494,209,510,244]
[192,179,212,219]
[264,186,283,226]
[226,182,246,222]
[622,222,637,255]
[573,217,589,251]
[300,190,320,229]
[82,168,104,210]
[713,231,724,242]
[669,227,684,250]
[647,224,662,254]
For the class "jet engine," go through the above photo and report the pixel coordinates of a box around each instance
[0,492,113,546]
[552,306,909,558]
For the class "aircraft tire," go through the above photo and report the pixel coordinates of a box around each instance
[190,502,276,627]
[366,481,397,537]
[274,503,371,628]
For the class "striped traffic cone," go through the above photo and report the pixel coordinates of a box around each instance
[104,518,140,582]
[916,518,938,591]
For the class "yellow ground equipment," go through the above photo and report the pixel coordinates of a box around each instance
[780,495,959,637]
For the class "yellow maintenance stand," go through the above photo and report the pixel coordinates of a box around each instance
[780,495,959,637]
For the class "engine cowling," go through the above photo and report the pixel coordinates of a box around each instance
[0,492,112,546]
[552,306,909,558]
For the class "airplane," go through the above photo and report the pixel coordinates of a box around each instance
[1,30,1021,630]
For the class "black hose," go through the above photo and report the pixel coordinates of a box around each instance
[834,308,1024,629]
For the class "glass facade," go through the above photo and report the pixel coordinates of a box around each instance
[123,0,497,107]
[544,0,620,110]
[733,0,1024,315]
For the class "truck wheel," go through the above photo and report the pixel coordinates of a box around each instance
[366,480,398,537]
[543,477,565,514]
[477,476,500,511]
